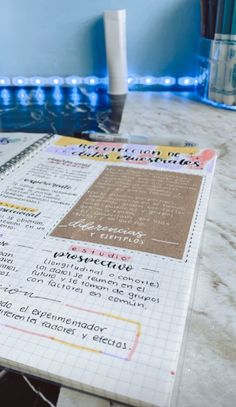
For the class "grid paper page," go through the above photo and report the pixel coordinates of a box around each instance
[0,136,216,407]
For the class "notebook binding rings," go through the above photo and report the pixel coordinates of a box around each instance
[0,134,55,180]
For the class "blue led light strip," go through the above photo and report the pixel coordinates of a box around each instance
[0,75,198,87]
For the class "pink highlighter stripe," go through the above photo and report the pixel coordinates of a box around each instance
[68,244,131,261]
[1,307,141,361]
[4,324,53,340]
[127,333,140,360]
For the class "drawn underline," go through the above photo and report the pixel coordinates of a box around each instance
[17,245,34,249]
[151,239,179,245]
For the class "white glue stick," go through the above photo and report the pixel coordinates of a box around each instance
[104,9,128,95]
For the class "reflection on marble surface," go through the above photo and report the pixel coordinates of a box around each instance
[0,369,59,407]
[0,87,125,135]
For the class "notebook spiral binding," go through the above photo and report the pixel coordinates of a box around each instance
[0,133,55,180]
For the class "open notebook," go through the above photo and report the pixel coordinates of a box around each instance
[0,135,216,407]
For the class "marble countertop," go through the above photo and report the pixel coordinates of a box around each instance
[57,92,236,407]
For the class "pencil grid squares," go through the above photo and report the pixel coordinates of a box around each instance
[0,147,214,406]
[0,250,193,406]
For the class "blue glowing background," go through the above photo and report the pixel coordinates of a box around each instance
[0,0,200,78]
